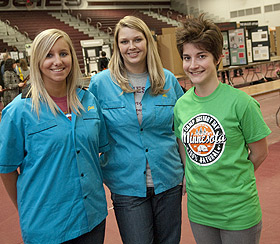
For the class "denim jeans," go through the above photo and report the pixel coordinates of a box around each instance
[111,185,182,244]
[62,219,106,244]
[190,220,262,244]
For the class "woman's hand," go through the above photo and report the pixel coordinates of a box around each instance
[18,82,25,88]
[177,138,187,196]
[182,175,186,196]
[248,137,269,171]
[1,170,19,209]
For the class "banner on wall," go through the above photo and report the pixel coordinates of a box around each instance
[0,0,84,9]
[216,22,237,31]
[0,0,169,10]
[240,20,258,30]
[246,39,253,63]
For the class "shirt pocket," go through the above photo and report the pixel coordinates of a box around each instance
[82,111,101,141]
[102,100,127,128]
[154,98,176,127]
[26,120,61,156]
[27,120,57,135]
[83,111,100,120]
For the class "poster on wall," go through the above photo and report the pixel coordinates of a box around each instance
[228,28,248,65]
[253,46,270,61]
[249,26,270,62]
[222,31,230,67]
[252,31,268,42]
[246,39,253,63]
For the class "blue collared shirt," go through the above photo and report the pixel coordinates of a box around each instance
[0,88,109,244]
[89,69,184,197]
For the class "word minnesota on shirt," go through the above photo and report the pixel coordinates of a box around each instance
[182,113,227,166]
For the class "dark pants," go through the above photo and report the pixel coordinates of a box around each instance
[62,219,106,244]
[221,71,230,83]
[111,185,182,244]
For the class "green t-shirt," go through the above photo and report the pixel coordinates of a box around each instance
[174,82,271,230]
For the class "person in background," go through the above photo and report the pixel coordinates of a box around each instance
[0,69,4,110]
[15,59,21,76]
[3,58,25,107]
[98,51,109,71]
[220,70,230,83]
[89,15,185,244]
[15,59,22,80]
[0,29,109,244]
[1,52,11,76]
[174,14,271,244]
[17,58,30,83]
[233,68,243,77]
[0,55,6,108]
[10,45,19,52]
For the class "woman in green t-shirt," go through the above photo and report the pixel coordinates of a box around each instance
[174,14,271,244]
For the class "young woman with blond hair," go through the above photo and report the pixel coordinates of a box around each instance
[89,15,185,244]
[0,29,109,244]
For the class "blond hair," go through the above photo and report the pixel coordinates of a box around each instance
[28,29,84,116]
[109,16,166,95]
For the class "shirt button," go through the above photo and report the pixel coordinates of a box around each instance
[146,149,148,152]
[140,128,143,131]
[84,196,87,199]
[81,173,84,177]
[144,171,146,174]
[77,150,80,154]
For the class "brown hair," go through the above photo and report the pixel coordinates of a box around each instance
[19,58,29,71]
[176,14,223,63]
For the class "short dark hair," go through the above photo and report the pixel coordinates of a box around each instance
[176,14,223,63]
[4,58,16,72]
[101,51,106,57]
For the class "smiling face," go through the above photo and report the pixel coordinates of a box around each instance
[40,37,72,93]
[182,43,219,90]
[118,27,147,73]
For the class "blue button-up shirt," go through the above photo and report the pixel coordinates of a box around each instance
[89,69,184,197]
[0,88,109,244]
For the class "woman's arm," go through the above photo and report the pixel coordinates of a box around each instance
[248,137,269,171]
[1,170,19,209]
[177,138,186,195]
[3,72,21,89]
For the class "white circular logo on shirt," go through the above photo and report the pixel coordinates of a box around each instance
[181,113,227,166]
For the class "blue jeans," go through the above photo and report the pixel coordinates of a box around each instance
[62,219,106,244]
[190,220,262,244]
[111,185,182,244]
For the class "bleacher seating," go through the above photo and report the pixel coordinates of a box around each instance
[0,8,181,74]
[0,39,10,52]
[71,9,175,35]
[156,9,186,22]
[0,11,93,72]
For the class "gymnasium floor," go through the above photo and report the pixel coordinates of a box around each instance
[0,72,280,243]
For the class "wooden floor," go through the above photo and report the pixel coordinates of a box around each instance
[1,133,280,244]
[239,79,280,97]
